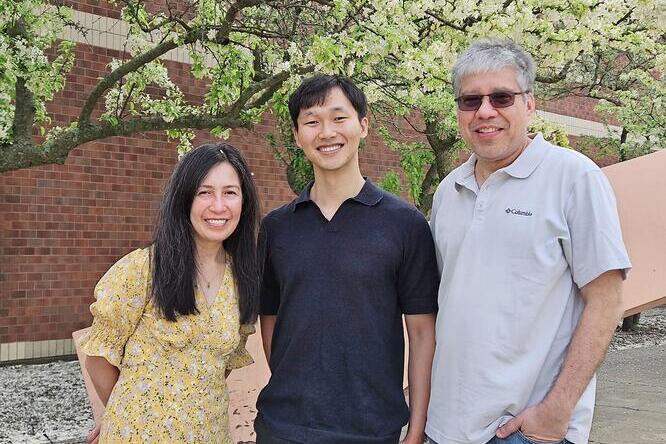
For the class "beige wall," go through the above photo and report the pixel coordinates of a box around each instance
[603,149,666,315]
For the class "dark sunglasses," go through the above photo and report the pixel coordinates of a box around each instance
[455,91,529,111]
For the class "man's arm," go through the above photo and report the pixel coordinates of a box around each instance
[260,314,277,364]
[497,269,624,441]
[401,313,436,444]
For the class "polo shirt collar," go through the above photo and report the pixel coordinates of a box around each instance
[454,154,477,192]
[291,182,313,210]
[290,178,383,212]
[502,133,549,179]
[454,133,549,192]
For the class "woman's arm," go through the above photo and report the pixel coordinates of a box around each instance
[84,356,120,443]
[85,355,120,406]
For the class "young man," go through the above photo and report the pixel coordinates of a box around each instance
[255,75,439,444]
[426,39,631,444]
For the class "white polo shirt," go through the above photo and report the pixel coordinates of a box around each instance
[426,134,631,444]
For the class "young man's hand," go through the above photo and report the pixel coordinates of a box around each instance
[400,431,426,444]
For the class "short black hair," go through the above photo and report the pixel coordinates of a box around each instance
[288,74,367,129]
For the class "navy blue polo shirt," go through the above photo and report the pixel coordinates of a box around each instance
[257,179,439,444]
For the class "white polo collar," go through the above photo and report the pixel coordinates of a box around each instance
[455,133,550,192]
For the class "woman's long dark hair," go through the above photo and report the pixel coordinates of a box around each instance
[151,143,260,324]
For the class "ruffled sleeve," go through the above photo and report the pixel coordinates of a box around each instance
[80,248,151,367]
[226,323,256,370]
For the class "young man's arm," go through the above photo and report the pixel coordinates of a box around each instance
[402,313,436,444]
[497,269,624,441]
[260,314,277,364]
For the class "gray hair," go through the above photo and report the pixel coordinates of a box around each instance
[452,39,536,97]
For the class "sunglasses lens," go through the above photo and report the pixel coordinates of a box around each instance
[489,93,515,108]
[457,92,523,110]
[458,96,482,111]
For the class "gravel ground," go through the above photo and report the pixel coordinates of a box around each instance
[0,360,93,444]
[608,305,666,352]
[1,306,664,444]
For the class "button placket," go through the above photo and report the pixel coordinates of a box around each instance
[473,188,487,222]
[474,174,500,219]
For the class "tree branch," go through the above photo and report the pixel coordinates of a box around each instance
[10,77,35,148]
[536,60,573,84]
[577,91,623,106]
[244,66,314,111]
[424,121,459,180]
[416,162,438,215]
[217,0,264,42]
[3,55,306,173]
[614,7,636,26]
[5,17,35,148]
[78,0,262,126]
[1,113,250,173]
[77,30,200,125]
[425,10,482,32]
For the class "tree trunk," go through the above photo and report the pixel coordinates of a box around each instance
[418,121,461,215]
[619,127,629,162]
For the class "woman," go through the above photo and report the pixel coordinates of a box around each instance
[81,143,260,443]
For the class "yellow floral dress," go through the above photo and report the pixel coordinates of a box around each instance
[80,248,255,443]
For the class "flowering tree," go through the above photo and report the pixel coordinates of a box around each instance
[0,0,386,172]
[271,0,664,212]
[365,0,665,212]
[2,0,663,212]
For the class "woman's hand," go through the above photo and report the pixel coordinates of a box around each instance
[86,422,101,444]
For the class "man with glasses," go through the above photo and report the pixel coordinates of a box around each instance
[426,39,631,444]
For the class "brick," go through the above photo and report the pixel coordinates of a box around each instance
[0,6,617,344]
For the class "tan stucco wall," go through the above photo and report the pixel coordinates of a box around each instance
[603,149,666,315]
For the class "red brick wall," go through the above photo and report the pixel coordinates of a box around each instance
[58,0,122,19]
[58,0,194,19]
[0,39,401,345]
[568,135,621,167]
[0,4,613,346]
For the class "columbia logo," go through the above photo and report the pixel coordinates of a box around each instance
[505,208,533,216]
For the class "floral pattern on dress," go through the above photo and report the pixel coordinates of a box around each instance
[80,248,255,444]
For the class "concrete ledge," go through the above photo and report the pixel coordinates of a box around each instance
[63,9,211,65]
[536,110,621,139]
[0,339,75,364]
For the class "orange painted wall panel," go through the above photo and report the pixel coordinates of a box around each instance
[602,149,666,315]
